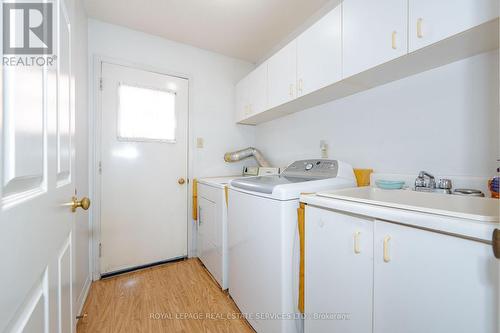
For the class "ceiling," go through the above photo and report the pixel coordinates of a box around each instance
[84,0,332,63]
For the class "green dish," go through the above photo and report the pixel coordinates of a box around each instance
[375,180,405,190]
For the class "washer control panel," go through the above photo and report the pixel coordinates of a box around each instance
[282,160,339,179]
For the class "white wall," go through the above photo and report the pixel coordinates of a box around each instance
[256,51,499,179]
[87,19,255,259]
[71,0,90,319]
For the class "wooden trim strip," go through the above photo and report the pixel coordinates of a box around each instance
[297,202,306,313]
[192,179,198,220]
[224,185,229,207]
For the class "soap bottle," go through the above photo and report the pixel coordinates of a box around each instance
[489,167,499,199]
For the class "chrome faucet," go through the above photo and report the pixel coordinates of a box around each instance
[415,171,452,194]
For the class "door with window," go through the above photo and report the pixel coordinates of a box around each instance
[99,63,189,275]
[0,1,80,332]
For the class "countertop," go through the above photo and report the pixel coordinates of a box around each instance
[301,187,499,242]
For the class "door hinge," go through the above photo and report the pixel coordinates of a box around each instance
[99,243,102,258]
[98,161,102,175]
[99,77,103,91]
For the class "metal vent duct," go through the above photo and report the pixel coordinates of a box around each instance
[224,147,271,167]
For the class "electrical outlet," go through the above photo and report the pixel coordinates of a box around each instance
[320,140,328,158]
[196,137,204,148]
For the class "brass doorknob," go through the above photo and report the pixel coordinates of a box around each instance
[71,196,91,212]
[178,178,186,185]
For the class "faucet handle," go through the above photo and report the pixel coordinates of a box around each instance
[415,177,426,187]
[438,178,452,190]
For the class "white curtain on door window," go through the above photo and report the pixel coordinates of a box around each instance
[118,84,176,142]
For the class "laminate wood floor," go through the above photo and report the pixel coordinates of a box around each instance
[77,258,254,333]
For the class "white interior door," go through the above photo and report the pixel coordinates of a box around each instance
[0,1,78,332]
[99,63,189,275]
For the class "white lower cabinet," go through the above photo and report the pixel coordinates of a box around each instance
[305,207,373,333]
[305,207,499,333]
[373,220,498,333]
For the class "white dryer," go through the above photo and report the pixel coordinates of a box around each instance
[197,176,240,290]
[228,160,356,333]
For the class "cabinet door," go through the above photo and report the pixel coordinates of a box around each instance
[235,75,250,122]
[305,207,373,333]
[247,62,268,116]
[343,0,408,78]
[409,0,498,52]
[374,220,499,333]
[267,40,297,109]
[297,4,342,96]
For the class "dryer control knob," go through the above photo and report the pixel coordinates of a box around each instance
[305,163,314,171]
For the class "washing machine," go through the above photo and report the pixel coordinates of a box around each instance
[228,160,356,333]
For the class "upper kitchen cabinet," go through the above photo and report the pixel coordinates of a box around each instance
[247,62,268,117]
[235,74,250,122]
[235,62,268,123]
[297,5,342,97]
[267,41,297,109]
[409,0,499,52]
[343,0,408,78]
[236,1,498,125]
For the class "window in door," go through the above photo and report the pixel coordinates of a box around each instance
[117,83,177,142]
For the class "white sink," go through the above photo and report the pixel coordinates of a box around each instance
[316,187,500,222]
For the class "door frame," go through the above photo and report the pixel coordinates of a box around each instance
[89,55,193,280]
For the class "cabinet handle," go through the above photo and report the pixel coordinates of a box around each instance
[493,229,500,259]
[354,231,361,254]
[383,235,391,262]
[298,79,303,94]
[391,31,397,49]
[417,18,423,38]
